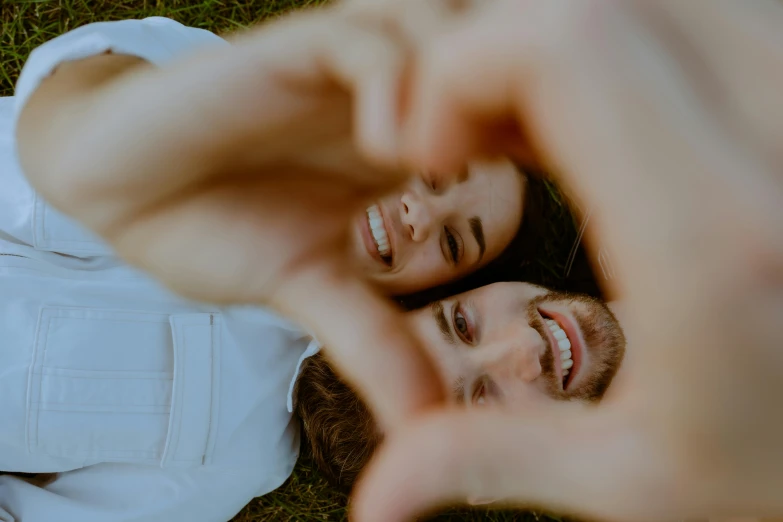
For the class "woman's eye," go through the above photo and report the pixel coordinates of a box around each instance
[444,227,462,264]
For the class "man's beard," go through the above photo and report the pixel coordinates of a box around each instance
[528,291,626,402]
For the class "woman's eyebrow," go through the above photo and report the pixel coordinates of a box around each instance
[469,216,485,261]
[431,301,456,345]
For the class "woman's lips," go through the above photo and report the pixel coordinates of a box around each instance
[367,204,392,262]
[359,210,385,265]
[359,204,393,267]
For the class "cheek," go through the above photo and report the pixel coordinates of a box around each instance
[411,321,463,388]
[420,335,454,378]
[395,244,454,290]
[502,384,559,413]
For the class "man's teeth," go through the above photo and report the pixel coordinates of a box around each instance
[545,318,574,375]
[366,205,391,258]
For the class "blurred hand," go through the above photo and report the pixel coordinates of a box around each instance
[353,0,783,519]
[17,2,469,427]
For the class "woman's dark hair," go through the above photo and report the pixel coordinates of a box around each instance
[398,166,604,310]
[398,166,602,310]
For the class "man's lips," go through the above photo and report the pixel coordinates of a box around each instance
[539,308,585,391]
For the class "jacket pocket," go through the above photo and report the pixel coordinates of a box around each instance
[26,308,220,468]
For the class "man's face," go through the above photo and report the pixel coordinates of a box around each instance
[406,282,626,411]
[351,159,524,295]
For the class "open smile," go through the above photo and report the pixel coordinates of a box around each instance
[538,309,585,391]
[360,204,394,267]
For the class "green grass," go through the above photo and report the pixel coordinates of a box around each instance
[1,1,589,520]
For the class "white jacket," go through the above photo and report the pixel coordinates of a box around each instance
[0,18,319,522]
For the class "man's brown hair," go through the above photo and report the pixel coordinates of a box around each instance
[294,353,381,491]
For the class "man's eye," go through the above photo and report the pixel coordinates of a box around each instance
[455,313,468,335]
[453,305,473,344]
[444,227,463,264]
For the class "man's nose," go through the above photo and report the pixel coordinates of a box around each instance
[484,333,544,384]
[400,192,433,242]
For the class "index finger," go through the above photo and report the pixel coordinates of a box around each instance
[272,260,444,427]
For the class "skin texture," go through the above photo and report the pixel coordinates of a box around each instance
[351,0,783,520]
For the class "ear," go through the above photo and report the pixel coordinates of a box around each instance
[467,495,497,506]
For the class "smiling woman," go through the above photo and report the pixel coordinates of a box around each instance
[351,158,526,295]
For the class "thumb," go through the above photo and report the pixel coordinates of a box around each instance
[273,260,444,428]
[351,406,677,522]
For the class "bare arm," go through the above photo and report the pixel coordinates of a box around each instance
[16,53,149,190]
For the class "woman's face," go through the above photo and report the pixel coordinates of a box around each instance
[351,159,524,295]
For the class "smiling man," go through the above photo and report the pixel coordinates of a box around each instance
[296,281,626,489]
[424,283,624,406]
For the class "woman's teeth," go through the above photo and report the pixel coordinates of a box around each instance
[545,319,573,376]
[366,205,391,258]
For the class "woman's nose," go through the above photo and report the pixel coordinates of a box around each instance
[400,192,433,242]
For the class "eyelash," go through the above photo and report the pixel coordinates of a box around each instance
[444,227,463,264]
[452,303,474,344]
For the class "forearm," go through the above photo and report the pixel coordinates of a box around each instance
[12,11,363,240]
[10,17,227,233]
[16,53,150,194]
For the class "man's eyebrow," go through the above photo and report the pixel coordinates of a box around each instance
[452,376,465,404]
[432,301,455,345]
[469,216,485,262]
